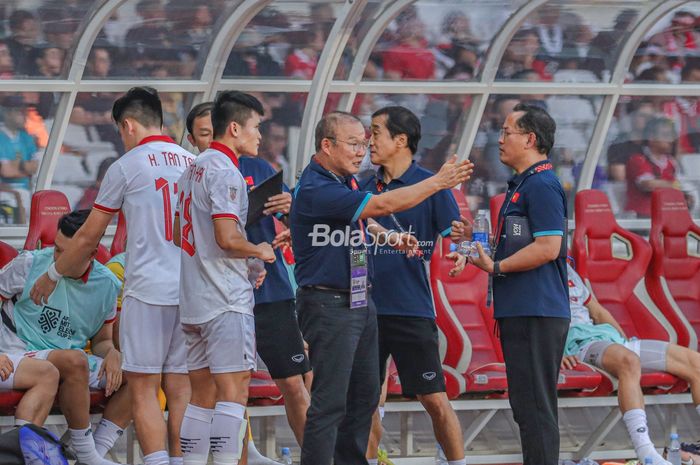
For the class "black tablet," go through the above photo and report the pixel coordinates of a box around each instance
[246,170,284,225]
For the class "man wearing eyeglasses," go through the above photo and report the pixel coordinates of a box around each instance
[470,103,570,465]
[290,111,473,465]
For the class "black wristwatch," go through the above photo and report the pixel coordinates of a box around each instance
[493,261,505,277]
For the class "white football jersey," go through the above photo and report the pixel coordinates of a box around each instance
[567,263,594,326]
[177,141,253,325]
[94,135,195,305]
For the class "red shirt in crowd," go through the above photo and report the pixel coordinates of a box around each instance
[625,152,678,217]
[382,41,435,80]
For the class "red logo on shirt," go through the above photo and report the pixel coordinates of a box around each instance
[244,176,254,186]
[535,163,553,173]
[511,192,520,203]
[568,280,575,287]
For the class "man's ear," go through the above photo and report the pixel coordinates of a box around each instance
[395,133,408,149]
[228,121,240,138]
[187,134,195,146]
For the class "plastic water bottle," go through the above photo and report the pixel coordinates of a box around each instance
[280,447,293,465]
[435,444,448,465]
[472,210,491,257]
[450,241,473,256]
[579,458,599,465]
[668,433,682,465]
[645,456,654,465]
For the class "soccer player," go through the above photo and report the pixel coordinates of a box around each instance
[175,91,275,465]
[0,209,129,464]
[30,87,196,465]
[185,102,311,449]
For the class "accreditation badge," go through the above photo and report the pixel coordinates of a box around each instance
[350,249,368,309]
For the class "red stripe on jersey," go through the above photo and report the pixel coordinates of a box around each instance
[209,141,239,168]
[583,294,592,306]
[104,316,117,324]
[212,213,240,222]
[93,203,120,214]
[138,135,176,146]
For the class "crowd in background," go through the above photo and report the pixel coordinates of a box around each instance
[0,1,699,224]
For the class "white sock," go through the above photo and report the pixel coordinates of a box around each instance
[378,406,385,420]
[170,457,184,465]
[15,419,29,426]
[448,460,467,465]
[623,409,670,465]
[181,404,214,465]
[247,439,283,465]
[69,425,120,465]
[94,419,124,457]
[210,402,246,465]
[144,450,171,465]
[368,459,378,465]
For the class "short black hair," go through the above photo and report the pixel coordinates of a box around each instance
[9,10,35,32]
[112,86,163,128]
[58,209,91,238]
[186,101,214,135]
[512,102,556,155]
[211,91,264,139]
[314,111,363,152]
[371,106,421,154]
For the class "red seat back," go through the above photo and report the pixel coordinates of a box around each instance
[647,188,700,349]
[489,194,506,236]
[0,241,18,267]
[110,212,127,257]
[572,190,676,342]
[23,190,71,250]
[432,190,502,376]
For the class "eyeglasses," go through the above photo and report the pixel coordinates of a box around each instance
[328,137,369,152]
[499,129,530,138]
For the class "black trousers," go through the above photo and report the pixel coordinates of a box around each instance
[498,316,569,465]
[296,287,380,465]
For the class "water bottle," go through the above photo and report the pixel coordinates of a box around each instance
[668,433,682,465]
[450,241,473,256]
[281,447,293,465]
[472,210,491,257]
[435,444,448,465]
[645,456,654,465]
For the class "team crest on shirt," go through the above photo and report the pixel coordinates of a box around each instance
[229,186,237,201]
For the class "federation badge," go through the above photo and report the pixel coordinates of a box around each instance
[229,186,237,201]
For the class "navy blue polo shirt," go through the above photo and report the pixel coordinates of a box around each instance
[362,162,459,319]
[493,159,570,319]
[290,157,373,290]
[239,156,295,304]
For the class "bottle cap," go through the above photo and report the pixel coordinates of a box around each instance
[282,447,290,453]
[670,433,679,439]
[449,243,458,252]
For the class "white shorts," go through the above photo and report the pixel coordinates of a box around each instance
[120,296,188,374]
[0,350,106,390]
[182,312,256,374]
[578,339,669,372]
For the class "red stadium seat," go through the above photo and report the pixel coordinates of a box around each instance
[23,190,71,250]
[0,240,18,267]
[248,371,282,406]
[110,211,127,257]
[572,189,686,393]
[647,188,700,351]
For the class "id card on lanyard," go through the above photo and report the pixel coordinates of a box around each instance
[348,177,369,309]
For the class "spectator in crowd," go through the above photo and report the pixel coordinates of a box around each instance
[0,95,39,221]
[86,45,112,79]
[0,40,14,78]
[382,11,435,80]
[607,99,656,181]
[648,10,698,75]
[43,19,79,51]
[32,45,65,78]
[5,10,40,76]
[625,117,681,217]
[499,29,550,80]
[482,96,520,184]
[284,23,327,79]
[589,9,638,77]
[535,6,564,59]
[259,119,289,173]
[636,65,671,83]
[310,3,334,24]
[672,59,700,154]
[562,262,700,465]
[124,0,170,75]
[435,11,480,75]
[167,0,212,50]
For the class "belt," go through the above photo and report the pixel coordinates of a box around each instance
[301,284,372,293]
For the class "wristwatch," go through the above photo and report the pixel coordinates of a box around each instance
[493,260,505,277]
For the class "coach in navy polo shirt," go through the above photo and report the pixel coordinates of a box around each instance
[184,102,311,451]
[290,111,472,465]
[361,106,468,465]
[470,103,569,465]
